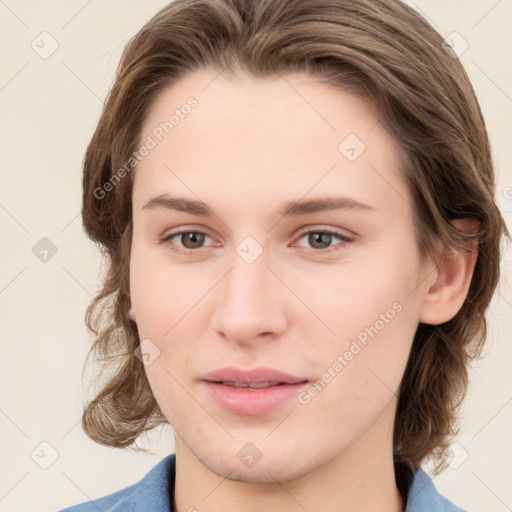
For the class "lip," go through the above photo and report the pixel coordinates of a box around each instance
[201,367,309,416]
[203,366,308,385]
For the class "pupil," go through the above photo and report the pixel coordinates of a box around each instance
[183,232,204,249]
[309,232,331,249]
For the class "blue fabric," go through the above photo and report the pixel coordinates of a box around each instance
[406,466,468,511]
[57,453,468,511]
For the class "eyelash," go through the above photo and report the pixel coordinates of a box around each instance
[159,228,354,255]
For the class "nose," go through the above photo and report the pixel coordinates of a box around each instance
[211,247,288,346]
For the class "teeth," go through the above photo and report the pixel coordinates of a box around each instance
[222,381,282,388]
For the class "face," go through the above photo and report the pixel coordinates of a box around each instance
[129,68,430,483]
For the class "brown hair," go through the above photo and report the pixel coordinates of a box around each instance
[80,0,509,471]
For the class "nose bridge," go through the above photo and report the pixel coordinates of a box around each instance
[225,244,273,312]
[212,240,287,342]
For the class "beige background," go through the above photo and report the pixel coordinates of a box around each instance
[0,1,511,511]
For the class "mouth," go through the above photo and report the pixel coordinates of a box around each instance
[202,366,309,386]
[201,367,310,415]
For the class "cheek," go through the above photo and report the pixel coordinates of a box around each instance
[305,245,420,343]
[299,245,421,402]
[129,242,204,337]
[295,292,417,442]
[129,242,206,407]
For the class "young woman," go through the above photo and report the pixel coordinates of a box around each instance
[59,0,508,510]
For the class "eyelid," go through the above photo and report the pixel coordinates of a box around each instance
[161,224,355,241]
[293,225,355,241]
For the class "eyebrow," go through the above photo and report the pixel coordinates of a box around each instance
[142,194,375,217]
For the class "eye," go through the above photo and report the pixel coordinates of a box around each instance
[293,228,354,253]
[160,230,215,253]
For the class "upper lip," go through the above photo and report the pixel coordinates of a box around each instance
[202,367,309,385]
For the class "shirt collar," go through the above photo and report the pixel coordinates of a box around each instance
[405,467,467,511]
[135,454,175,512]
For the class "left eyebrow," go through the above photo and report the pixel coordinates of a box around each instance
[141,194,375,217]
[279,196,375,216]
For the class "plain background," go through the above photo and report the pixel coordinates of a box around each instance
[0,1,511,511]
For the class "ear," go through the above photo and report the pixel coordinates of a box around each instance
[418,218,479,325]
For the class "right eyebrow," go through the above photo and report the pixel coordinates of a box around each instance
[142,195,212,216]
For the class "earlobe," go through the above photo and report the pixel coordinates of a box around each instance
[418,218,479,325]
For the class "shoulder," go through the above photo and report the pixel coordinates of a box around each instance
[57,454,176,512]
[406,468,469,512]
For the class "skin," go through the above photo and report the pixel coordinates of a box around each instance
[129,68,477,512]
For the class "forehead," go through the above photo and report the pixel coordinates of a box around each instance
[133,68,411,218]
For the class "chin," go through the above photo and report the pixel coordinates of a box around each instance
[199,446,312,485]
[208,460,295,485]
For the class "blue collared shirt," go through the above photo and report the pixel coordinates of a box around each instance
[57,454,468,511]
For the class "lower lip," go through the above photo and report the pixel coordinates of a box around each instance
[202,381,309,416]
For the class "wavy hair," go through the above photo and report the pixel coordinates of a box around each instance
[79,0,509,472]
